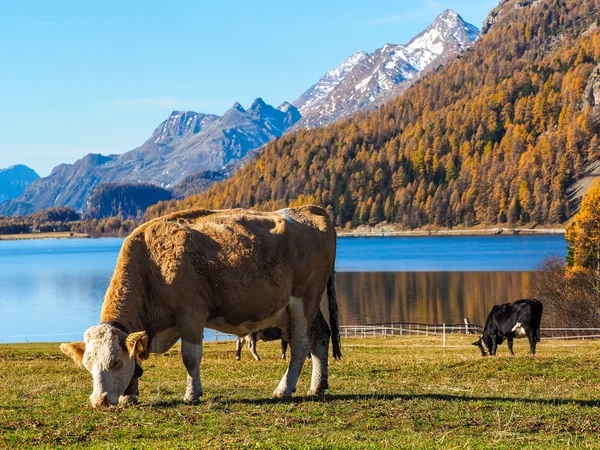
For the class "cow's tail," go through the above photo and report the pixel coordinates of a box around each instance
[327,269,342,360]
[534,299,544,342]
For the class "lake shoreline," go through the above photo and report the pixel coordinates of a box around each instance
[338,227,566,237]
[0,231,90,241]
[0,227,565,241]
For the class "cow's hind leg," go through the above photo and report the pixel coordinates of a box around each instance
[182,339,203,403]
[249,334,261,361]
[236,337,243,361]
[507,338,514,356]
[308,309,330,396]
[281,339,288,360]
[525,325,537,355]
[273,297,309,398]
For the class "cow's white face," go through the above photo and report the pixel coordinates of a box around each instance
[60,324,147,408]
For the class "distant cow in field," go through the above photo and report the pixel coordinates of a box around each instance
[60,206,341,408]
[236,327,288,361]
[473,299,543,356]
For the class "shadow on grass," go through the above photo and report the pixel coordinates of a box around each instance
[148,392,600,409]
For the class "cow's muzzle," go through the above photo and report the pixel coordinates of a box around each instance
[90,392,118,408]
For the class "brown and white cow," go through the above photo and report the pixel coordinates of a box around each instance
[60,206,341,407]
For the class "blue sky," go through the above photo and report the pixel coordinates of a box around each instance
[0,0,498,176]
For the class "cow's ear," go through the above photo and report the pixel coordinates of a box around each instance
[472,340,480,346]
[60,342,86,368]
[125,331,148,360]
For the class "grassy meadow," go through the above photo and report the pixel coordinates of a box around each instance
[2,336,600,449]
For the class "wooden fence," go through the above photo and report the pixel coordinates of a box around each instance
[213,320,600,345]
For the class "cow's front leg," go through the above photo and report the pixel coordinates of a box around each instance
[119,376,139,405]
[182,339,203,403]
[273,297,309,398]
[490,334,498,356]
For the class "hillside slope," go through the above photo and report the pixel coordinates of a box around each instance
[147,0,600,230]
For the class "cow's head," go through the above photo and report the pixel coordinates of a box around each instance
[472,337,489,356]
[60,324,147,408]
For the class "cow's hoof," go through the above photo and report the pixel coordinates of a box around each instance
[183,392,202,404]
[307,388,325,397]
[119,395,138,405]
[272,388,291,399]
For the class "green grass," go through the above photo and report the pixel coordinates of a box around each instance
[2,336,600,449]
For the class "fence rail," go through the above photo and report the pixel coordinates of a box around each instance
[338,322,600,341]
[213,322,600,343]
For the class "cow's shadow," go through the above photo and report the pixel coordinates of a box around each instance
[149,392,600,409]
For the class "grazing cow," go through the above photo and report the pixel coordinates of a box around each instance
[473,299,543,356]
[236,326,288,361]
[60,206,341,408]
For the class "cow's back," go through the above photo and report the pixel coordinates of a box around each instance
[129,206,336,330]
[514,299,543,329]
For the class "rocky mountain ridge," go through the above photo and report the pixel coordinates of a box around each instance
[0,165,40,205]
[0,99,299,215]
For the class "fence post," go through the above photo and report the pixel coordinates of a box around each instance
[443,323,446,348]
[464,318,470,335]
[426,325,429,336]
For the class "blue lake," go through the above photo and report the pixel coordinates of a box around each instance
[0,235,566,343]
[336,235,566,271]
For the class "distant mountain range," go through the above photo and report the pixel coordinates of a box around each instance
[291,10,479,130]
[0,99,300,215]
[0,9,478,216]
[0,165,39,205]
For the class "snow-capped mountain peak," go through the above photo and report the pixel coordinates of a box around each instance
[408,9,479,56]
[292,9,480,130]
[292,50,368,116]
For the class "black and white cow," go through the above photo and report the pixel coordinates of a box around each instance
[236,326,289,361]
[473,299,543,356]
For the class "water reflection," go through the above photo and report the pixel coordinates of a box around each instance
[0,238,544,342]
[336,272,534,325]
